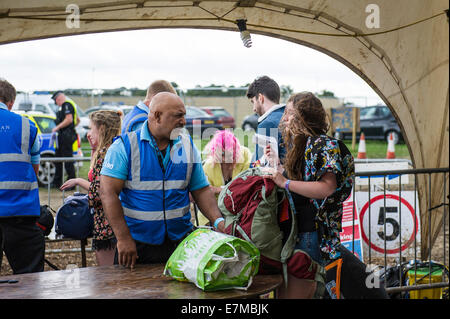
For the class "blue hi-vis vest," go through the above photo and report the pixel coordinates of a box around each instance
[121,105,148,135]
[0,109,40,217]
[120,130,194,245]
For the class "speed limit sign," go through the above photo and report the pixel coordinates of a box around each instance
[357,192,421,256]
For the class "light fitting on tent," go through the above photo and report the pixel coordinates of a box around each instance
[236,19,252,48]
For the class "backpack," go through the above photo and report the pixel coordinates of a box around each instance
[218,167,324,286]
[37,205,55,237]
[55,192,94,239]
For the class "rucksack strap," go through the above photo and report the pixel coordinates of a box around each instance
[279,187,298,264]
[233,223,253,244]
[325,258,343,299]
[278,187,298,288]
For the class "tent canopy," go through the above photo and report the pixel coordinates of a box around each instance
[0,0,448,257]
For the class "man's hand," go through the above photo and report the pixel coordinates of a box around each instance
[116,236,138,269]
[191,186,225,233]
[100,175,138,268]
[215,219,225,233]
[53,113,73,132]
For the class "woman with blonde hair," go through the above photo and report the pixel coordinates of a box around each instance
[264,92,354,298]
[60,110,122,266]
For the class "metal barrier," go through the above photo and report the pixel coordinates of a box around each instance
[352,167,449,297]
[40,156,91,206]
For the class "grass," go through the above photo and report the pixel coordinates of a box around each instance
[342,140,410,160]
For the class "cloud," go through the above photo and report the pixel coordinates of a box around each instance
[0,28,382,103]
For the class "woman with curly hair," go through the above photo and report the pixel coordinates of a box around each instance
[264,92,354,298]
[60,110,122,266]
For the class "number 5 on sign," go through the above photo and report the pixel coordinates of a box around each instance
[356,192,421,257]
[377,206,400,241]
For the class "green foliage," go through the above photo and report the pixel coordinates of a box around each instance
[185,84,248,97]
[317,89,336,97]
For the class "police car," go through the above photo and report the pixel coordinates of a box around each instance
[14,111,83,187]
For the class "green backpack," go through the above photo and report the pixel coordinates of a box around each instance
[218,167,299,283]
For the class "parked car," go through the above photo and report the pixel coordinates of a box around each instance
[15,112,83,187]
[185,106,222,137]
[76,107,90,141]
[84,105,122,116]
[120,105,134,116]
[241,113,259,131]
[12,93,58,116]
[200,106,235,129]
[337,105,403,144]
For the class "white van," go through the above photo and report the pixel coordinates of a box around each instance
[12,93,58,116]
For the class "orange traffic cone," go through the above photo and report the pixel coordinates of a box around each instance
[357,133,367,159]
[386,133,396,159]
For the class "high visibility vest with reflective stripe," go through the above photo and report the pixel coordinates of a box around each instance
[121,105,147,135]
[0,109,40,217]
[120,130,194,245]
[65,98,78,126]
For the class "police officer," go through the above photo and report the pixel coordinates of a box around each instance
[0,79,45,274]
[51,90,78,188]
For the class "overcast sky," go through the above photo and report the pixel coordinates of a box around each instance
[0,28,383,106]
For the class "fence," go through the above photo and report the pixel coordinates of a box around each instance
[351,166,449,297]
[38,156,449,297]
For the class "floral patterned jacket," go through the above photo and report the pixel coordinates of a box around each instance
[88,147,115,242]
[303,135,354,261]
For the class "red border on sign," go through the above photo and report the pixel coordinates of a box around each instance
[359,194,419,254]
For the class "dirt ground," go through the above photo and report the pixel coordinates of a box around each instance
[1,188,449,277]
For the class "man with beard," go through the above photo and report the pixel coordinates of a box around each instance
[99,92,225,268]
[246,75,286,164]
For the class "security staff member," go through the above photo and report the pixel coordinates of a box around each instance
[51,91,78,188]
[0,79,45,274]
[100,92,225,269]
[121,80,176,135]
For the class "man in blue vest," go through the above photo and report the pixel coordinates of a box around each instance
[246,75,286,165]
[100,92,225,268]
[121,80,177,135]
[0,79,45,274]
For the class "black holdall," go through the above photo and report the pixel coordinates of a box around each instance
[324,244,389,299]
[36,205,55,237]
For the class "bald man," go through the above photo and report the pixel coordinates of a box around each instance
[100,92,225,268]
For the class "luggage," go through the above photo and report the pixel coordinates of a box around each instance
[325,244,389,299]
[55,193,93,239]
[37,205,55,237]
[164,228,260,291]
[218,167,324,285]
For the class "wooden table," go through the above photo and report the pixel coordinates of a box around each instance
[0,264,282,299]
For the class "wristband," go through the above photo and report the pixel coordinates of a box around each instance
[285,179,291,191]
[214,217,225,229]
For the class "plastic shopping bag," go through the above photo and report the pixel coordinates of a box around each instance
[164,228,260,291]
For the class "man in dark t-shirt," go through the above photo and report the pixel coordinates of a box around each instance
[51,91,77,188]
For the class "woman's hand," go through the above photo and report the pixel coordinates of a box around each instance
[60,178,80,191]
[263,167,287,189]
[264,144,280,168]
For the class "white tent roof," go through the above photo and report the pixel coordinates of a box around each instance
[1,0,448,258]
